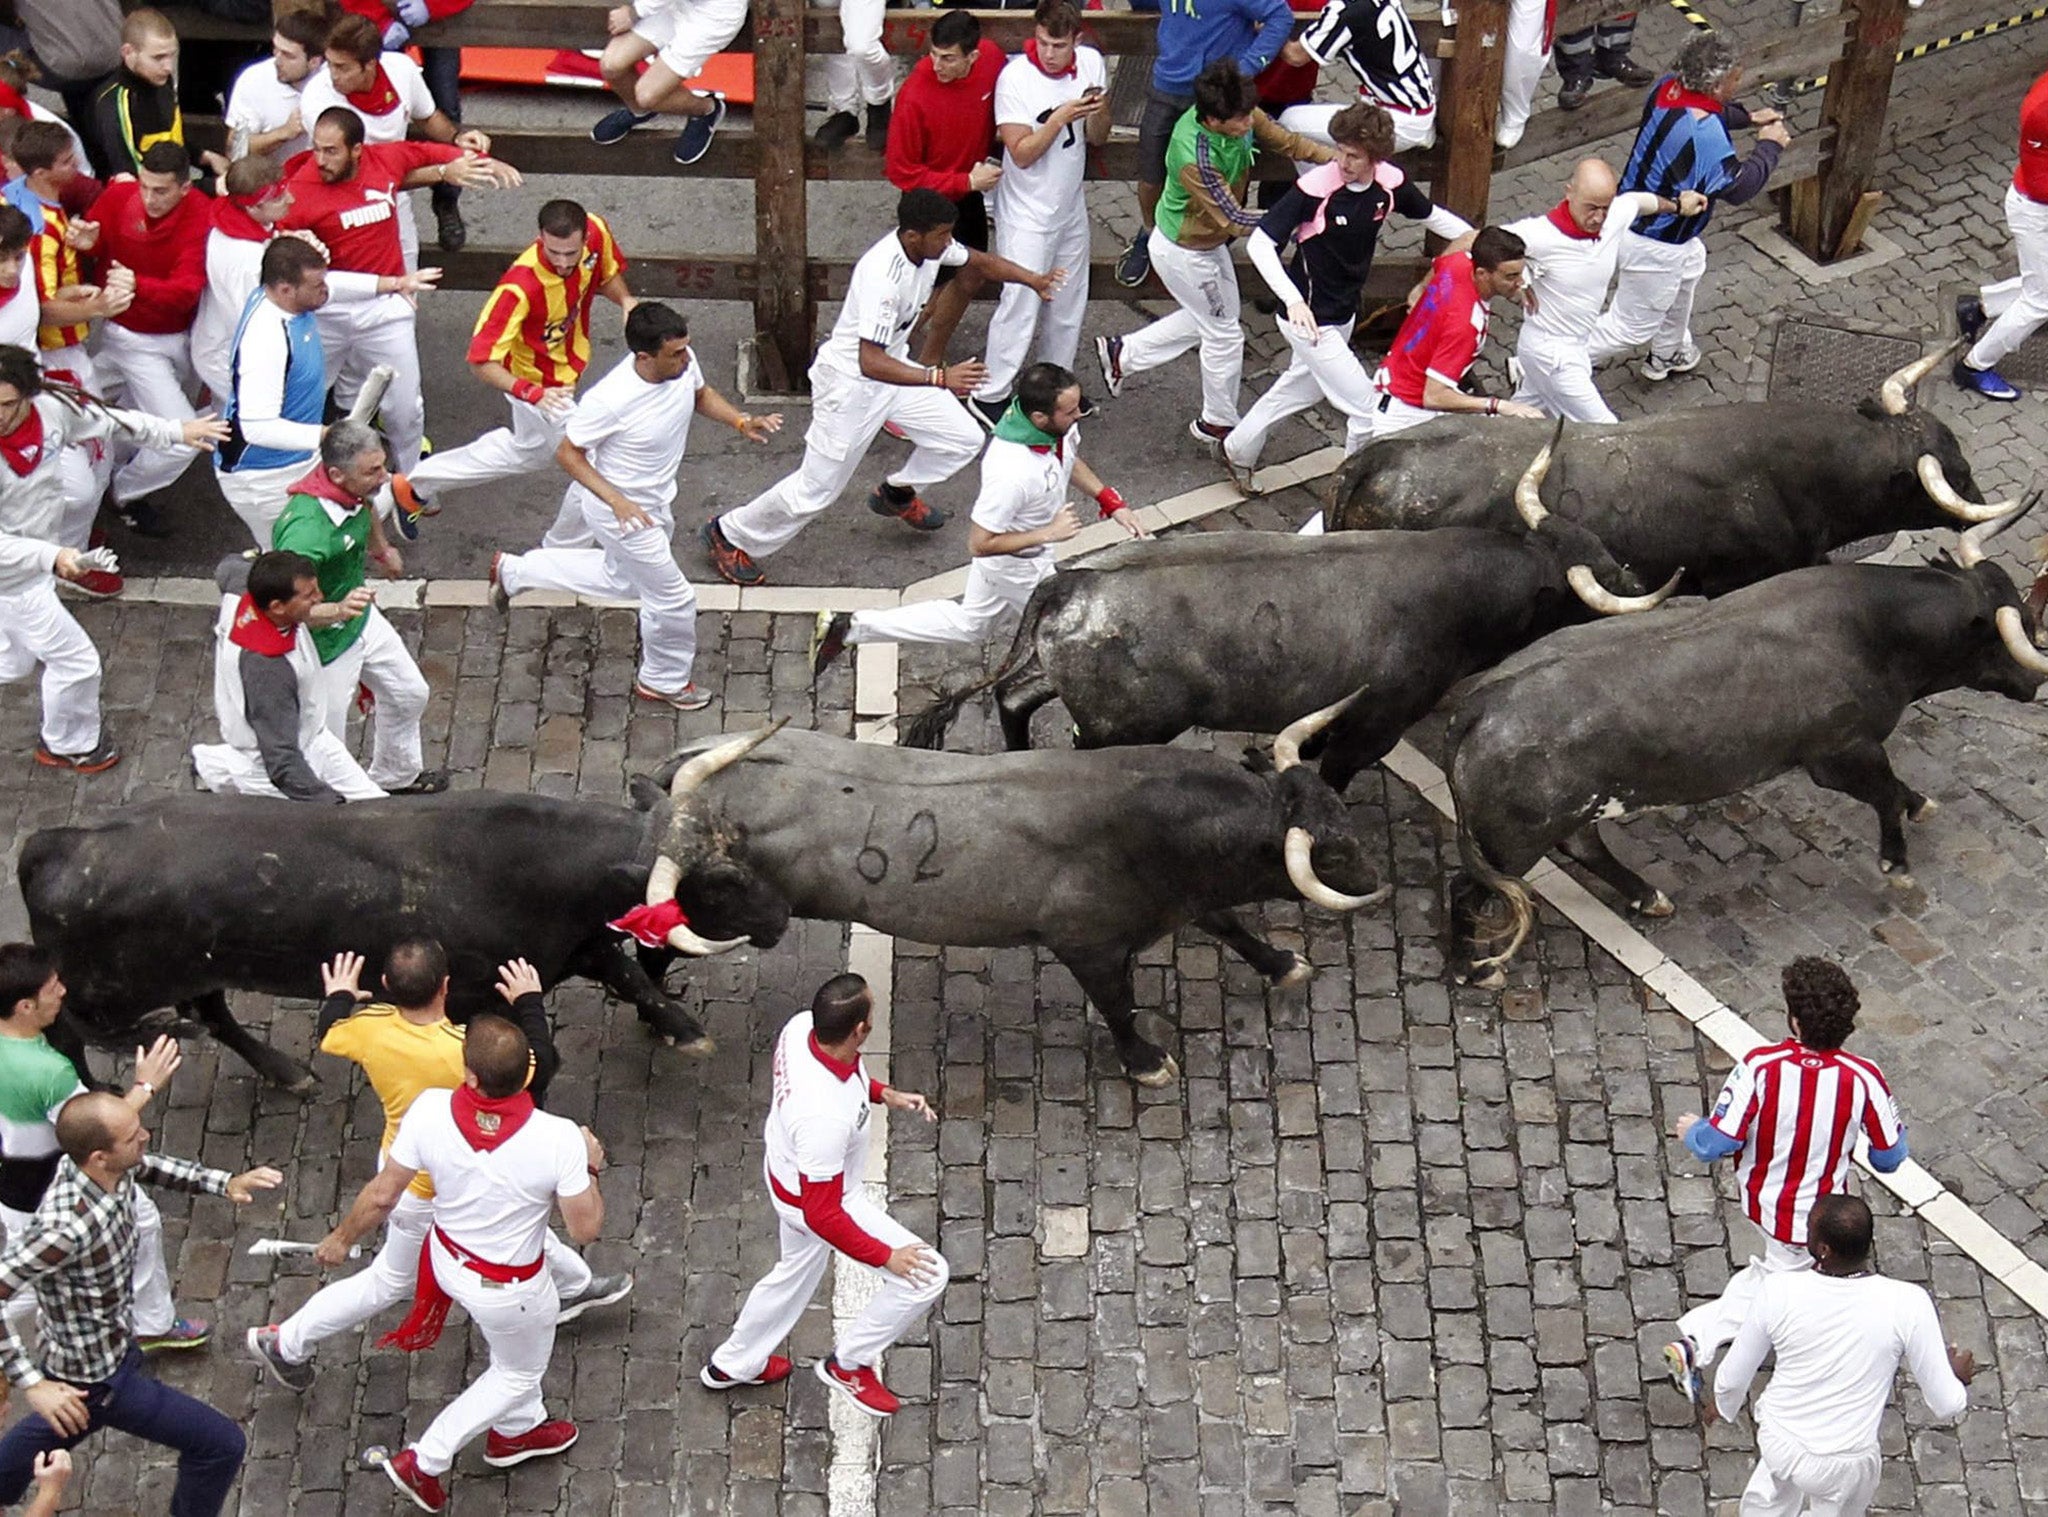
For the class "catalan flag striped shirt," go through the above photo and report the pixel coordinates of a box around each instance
[466,214,627,388]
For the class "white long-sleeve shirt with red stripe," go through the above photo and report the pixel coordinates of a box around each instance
[1690,1037,1906,1245]
[763,1012,892,1268]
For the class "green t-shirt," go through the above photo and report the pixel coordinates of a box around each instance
[0,1032,84,1142]
[273,492,371,664]
[1155,108,1256,246]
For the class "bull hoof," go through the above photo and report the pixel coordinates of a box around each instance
[660,1032,717,1058]
[1130,1054,1180,1089]
[1911,796,1940,822]
[1885,870,1916,891]
[1463,966,1507,990]
[1267,955,1314,990]
[253,1053,318,1095]
[1632,891,1676,919]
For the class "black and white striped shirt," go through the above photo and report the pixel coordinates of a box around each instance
[1299,0,1437,114]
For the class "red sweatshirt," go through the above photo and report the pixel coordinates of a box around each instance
[2017,67,2048,204]
[884,38,1005,200]
[86,178,212,335]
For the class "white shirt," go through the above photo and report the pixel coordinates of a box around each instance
[565,351,704,511]
[225,58,319,161]
[1714,1269,1969,1454]
[815,231,971,383]
[1505,193,1658,348]
[971,427,1078,556]
[0,280,37,355]
[0,397,181,590]
[195,234,380,398]
[388,1087,590,1265]
[297,53,434,144]
[764,1013,873,1197]
[991,46,1107,234]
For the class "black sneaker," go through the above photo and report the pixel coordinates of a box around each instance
[1597,56,1655,87]
[387,769,451,796]
[1557,75,1594,110]
[1076,394,1101,420]
[867,484,948,531]
[115,497,172,538]
[247,1325,316,1392]
[1113,232,1151,288]
[592,107,655,145]
[674,94,726,166]
[865,100,892,153]
[965,394,1006,432]
[556,1272,633,1324]
[34,738,120,774]
[814,110,859,149]
[811,610,852,676]
[1096,335,1125,398]
[435,202,466,253]
[1957,293,1987,343]
[701,517,765,586]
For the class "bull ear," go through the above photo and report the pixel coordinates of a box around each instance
[627,776,665,812]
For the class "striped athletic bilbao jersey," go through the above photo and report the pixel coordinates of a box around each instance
[465,214,627,387]
[1705,1039,1903,1246]
[29,204,87,350]
[1299,0,1436,114]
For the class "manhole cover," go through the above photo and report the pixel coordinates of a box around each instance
[1768,319,1924,408]
[1993,330,2048,387]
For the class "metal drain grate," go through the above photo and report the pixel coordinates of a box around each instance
[1991,330,2048,387]
[1768,319,1924,408]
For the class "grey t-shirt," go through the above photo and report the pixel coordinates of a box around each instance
[16,0,119,83]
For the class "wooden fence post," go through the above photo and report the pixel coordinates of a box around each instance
[1785,0,1907,261]
[1433,0,1510,231]
[751,0,811,389]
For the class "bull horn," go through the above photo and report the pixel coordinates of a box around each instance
[1954,492,2041,568]
[666,921,750,956]
[645,853,680,908]
[1273,690,1362,772]
[1878,342,1958,415]
[1918,454,2018,524]
[1514,425,1563,529]
[1284,827,1387,913]
[1995,606,2048,676]
[666,719,790,802]
[1566,564,1684,616]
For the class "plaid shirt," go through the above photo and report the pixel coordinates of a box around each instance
[0,1153,230,1387]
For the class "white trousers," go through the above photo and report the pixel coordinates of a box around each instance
[1,1189,173,1334]
[409,1231,559,1477]
[190,730,387,801]
[849,552,1050,647]
[1969,184,2048,370]
[1498,0,1550,141]
[1589,232,1707,363]
[820,0,891,113]
[976,215,1091,402]
[1226,316,1380,469]
[719,374,983,559]
[0,579,101,755]
[1512,332,1618,422]
[712,1180,949,1378]
[409,395,571,506]
[500,496,699,691]
[43,346,106,549]
[1739,1423,1883,1517]
[218,460,308,548]
[94,326,199,504]
[276,1190,590,1364]
[1119,231,1244,427]
[317,300,426,472]
[1279,99,1436,160]
[1678,1234,1811,1366]
[317,605,428,789]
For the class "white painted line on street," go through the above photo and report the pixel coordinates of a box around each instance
[1380,736,2048,1320]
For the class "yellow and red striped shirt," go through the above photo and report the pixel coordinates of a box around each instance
[466,213,626,387]
[30,203,87,351]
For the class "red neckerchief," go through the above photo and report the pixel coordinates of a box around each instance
[0,406,45,477]
[808,1032,861,1082]
[1656,76,1725,116]
[451,1084,535,1151]
[344,63,402,118]
[1024,37,1076,79]
[609,898,693,947]
[227,594,296,656]
[213,198,269,242]
[288,464,368,511]
[1545,200,1600,240]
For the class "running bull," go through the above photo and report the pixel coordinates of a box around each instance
[1443,509,2048,985]
[16,783,746,1092]
[1330,347,2020,596]
[902,494,1677,790]
[639,719,1384,1085]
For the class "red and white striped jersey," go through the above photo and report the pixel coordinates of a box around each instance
[1706,1039,1903,1245]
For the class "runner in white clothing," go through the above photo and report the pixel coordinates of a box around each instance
[1503,158,1705,423]
[1282,0,1438,153]
[701,974,944,1420]
[319,1014,606,1512]
[222,10,328,163]
[702,189,1063,588]
[493,303,781,713]
[968,2,1110,427]
[813,363,1141,669]
[588,0,742,166]
[0,211,39,360]
[1709,1194,1973,1517]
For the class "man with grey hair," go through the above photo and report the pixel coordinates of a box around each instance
[1587,35,1790,382]
[271,420,446,794]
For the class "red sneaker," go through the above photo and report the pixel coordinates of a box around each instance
[377,1448,447,1513]
[699,517,765,587]
[700,1353,793,1390]
[815,1355,900,1418]
[68,568,124,598]
[483,1419,579,1467]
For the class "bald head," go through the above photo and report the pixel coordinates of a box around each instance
[1563,158,1622,235]
[55,1091,142,1169]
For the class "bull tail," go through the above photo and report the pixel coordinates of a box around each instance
[1454,819,1536,979]
[900,578,1061,750]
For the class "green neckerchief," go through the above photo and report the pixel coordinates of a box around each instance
[993,400,1061,452]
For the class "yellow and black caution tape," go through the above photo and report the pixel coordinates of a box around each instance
[1668,0,1713,30]
[1664,0,2047,95]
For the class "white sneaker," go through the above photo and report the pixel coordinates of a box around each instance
[1641,344,1702,382]
[1495,119,1526,149]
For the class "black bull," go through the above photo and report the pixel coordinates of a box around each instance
[901,525,1674,787]
[1328,358,2016,597]
[1443,551,2048,985]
